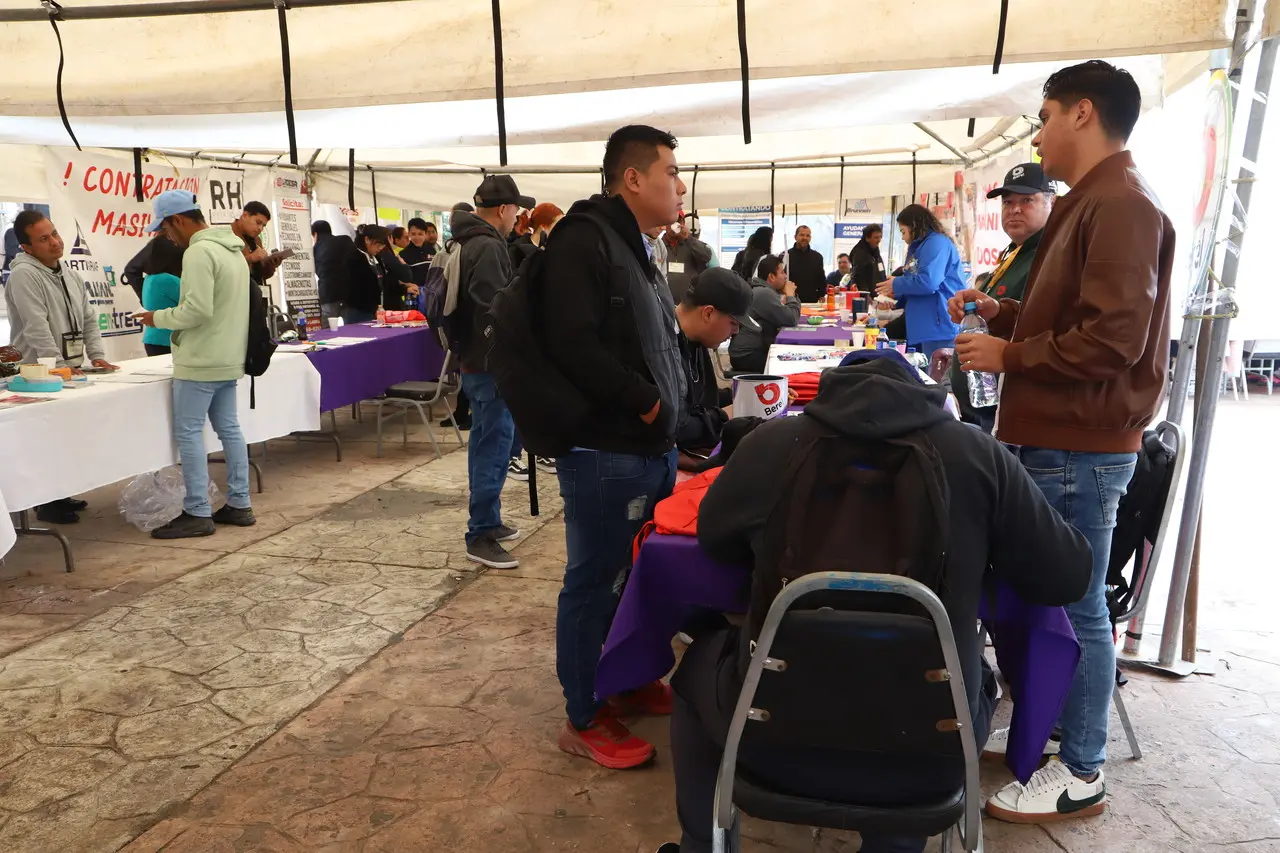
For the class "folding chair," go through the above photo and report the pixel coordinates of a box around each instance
[374,350,466,459]
[713,572,983,853]
[1109,420,1188,760]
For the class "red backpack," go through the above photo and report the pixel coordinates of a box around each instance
[632,468,723,559]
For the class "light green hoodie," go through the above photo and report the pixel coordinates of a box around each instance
[154,227,249,382]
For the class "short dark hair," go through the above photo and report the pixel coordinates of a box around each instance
[391,226,407,241]
[311,220,332,236]
[407,217,429,231]
[357,223,390,248]
[896,204,946,242]
[603,125,678,190]
[174,209,206,225]
[861,223,882,239]
[1042,60,1141,141]
[757,255,784,280]
[242,200,272,220]
[837,253,850,261]
[145,234,185,277]
[13,210,49,246]
[452,201,474,214]
[795,225,811,236]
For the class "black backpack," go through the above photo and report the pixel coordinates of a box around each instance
[1106,428,1178,622]
[486,214,626,458]
[244,287,277,409]
[745,419,951,648]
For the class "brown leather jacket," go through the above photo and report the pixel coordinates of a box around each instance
[989,151,1175,453]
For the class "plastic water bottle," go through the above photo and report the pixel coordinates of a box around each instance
[961,302,999,408]
[295,308,308,341]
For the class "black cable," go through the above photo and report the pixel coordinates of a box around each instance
[769,163,775,230]
[838,157,845,209]
[133,148,144,201]
[736,0,752,144]
[275,0,298,165]
[967,117,976,137]
[992,0,1009,74]
[369,166,378,214]
[691,165,699,213]
[491,0,508,166]
[46,2,81,151]
[912,151,918,198]
[348,149,356,211]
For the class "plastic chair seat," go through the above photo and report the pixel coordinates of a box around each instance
[386,381,448,401]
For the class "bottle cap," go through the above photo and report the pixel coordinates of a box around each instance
[964,301,978,311]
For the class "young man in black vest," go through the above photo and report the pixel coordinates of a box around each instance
[541,125,688,769]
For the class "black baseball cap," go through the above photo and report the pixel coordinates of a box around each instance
[473,174,535,209]
[986,162,1054,198]
[688,268,755,329]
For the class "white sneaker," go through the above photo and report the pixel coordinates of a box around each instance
[985,757,1106,823]
[982,726,1060,760]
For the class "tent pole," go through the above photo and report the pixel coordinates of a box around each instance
[736,0,751,144]
[837,157,845,212]
[769,163,775,231]
[490,0,508,166]
[913,123,972,166]
[274,0,298,166]
[6,0,412,22]
[347,149,355,211]
[992,0,1009,73]
[911,152,917,199]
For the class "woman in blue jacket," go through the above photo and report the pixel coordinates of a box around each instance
[140,235,184,356]
[875,204,963,358]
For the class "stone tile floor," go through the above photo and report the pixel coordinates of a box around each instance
[1,398,1279,852]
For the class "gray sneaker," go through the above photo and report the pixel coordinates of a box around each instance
[493,524,521,542]
[466,537,519,569]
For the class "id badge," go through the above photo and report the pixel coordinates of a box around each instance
[877,261,885,272]
[61,331,85,363]
[668,261,685,274]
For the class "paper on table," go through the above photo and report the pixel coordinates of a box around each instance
[312,337,374,346]
[275,343,318,353]
[91,373,173,384]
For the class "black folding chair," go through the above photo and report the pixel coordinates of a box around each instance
[712,572,983,852]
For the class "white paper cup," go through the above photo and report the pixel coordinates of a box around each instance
[732,374,790,419]
[37,357,56,369]
[850,330,866,349]
[327,317,343,330]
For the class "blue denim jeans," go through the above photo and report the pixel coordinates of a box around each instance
[461,372,514,545]
[1016,446,1136,776]
[172,378,250,518]
[555,448,678,727]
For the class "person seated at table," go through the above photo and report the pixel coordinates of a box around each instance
[344,224,391,324]
[826,253,851,287]
[140,234,185,357]
[4,210,119,525]
[673,268,753,468]
[727,255,800,374]
[874,205,964,359]
[655,350,1093,853]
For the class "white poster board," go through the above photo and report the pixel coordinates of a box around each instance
[271,169,319,330]
[718,206,773,266]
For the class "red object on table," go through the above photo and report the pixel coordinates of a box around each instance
[632,467,723,559]
[787,372,823,404]
[382,310,426,324]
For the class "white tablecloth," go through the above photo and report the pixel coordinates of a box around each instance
[0,353,321,515]
[0,487,14,561]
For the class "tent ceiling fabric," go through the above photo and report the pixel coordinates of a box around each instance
[0,0,1231,116]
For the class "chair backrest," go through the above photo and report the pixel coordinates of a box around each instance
[716,572,980,845]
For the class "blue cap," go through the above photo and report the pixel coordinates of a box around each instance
[146,190,201,233]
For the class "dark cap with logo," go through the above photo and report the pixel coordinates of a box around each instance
[473,174,535,209]
[986,162,1055,198]
[687,267,755,328]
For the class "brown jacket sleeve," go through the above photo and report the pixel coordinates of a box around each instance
[1003,196,1167,383]
[987,299,1021,339]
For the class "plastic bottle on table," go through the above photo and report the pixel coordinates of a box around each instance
[296,308,309,341]
[825,285,836,312]
[375,304,386,325]
[960,302,999,408]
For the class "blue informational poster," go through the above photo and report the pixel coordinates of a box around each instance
[718,206,773,261]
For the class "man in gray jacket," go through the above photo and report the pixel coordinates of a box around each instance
[4,210,118,524]
[728,254,800,374]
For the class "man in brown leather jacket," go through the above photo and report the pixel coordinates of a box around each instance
[949,60,1175,825]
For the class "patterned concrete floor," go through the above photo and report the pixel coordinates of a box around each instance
[2,399,1279,852]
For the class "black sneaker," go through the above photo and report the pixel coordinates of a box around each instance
[466,537,519,569]
[535,456,557,474]
[493,524,520,542]
[655,844,680,853]
[212,505,257,527]
[151,512,217,540]
[54,497,89,512]
[35,502,79,525]
[507,457,530,481]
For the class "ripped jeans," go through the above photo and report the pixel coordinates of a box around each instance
[555,448,678,728]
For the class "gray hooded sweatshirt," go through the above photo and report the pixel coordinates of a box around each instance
[4,252,106,368]
[728,277,801,370]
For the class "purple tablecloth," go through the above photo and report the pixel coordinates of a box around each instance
[305,324,446,413]
[775,322,859,347]
[597,533,1079,784]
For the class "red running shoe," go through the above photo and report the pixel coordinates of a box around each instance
[558,713,656,769]
[607,680,673,717]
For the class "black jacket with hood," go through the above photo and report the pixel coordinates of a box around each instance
[697,358,1093,727]
[451,209,514,372]
[313,232,356,305]
[849,238,887,291]
[785,243,827,302]
[540,194,686,457]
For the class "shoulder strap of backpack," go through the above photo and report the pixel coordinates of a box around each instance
[539,211,630,313]
[885,430,951,591]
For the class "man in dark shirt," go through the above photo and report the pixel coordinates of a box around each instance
[400,217,439,288]
[784,225,826,302]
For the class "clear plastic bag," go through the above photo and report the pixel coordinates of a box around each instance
[119,467,220,532]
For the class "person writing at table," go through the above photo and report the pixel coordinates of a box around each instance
[140,235,185,357]
[728,255,800,375]
[653,351,1093,853]
[3,210,118,525]
[875,205,963,359]
[343,224,391,324]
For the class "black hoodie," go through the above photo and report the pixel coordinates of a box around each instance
[450,209,513,372]
[540,194,686,457]
[698,359,1092,725]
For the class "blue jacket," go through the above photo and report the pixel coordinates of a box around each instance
[894,231,963,346]
[141,272,181,347]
